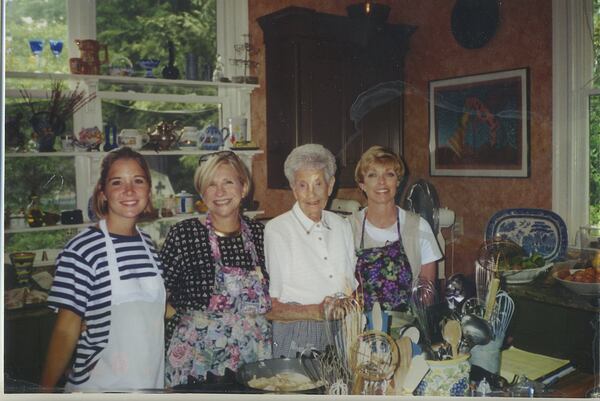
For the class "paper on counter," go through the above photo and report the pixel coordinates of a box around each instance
[500,346,571,382]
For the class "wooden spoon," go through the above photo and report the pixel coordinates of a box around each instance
[372,301,383,332]
[394,336,413,394]
[442,319,462,358]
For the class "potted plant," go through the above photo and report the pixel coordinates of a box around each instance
[19,81,96,152]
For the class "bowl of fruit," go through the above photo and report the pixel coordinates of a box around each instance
[553,254,600,296]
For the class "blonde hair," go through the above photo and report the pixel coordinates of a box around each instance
[194,151,252,197]
[92,147,154,219]
[354,145,405,184]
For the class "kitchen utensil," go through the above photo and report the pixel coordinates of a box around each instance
[389,336,412,394]
[410,278,436,347]
[490,290,515,338]
[484,278,500,321]
[349,331,398,395]
[322,294,363,394]
[460,314,493,350]
[445,273,473,313]
[475,260,493,304]
[371,301,383,332]
[462,297,486,318]
[442,319,462,358]
[403,353,430,394]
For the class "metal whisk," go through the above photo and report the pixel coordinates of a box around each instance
[410,277,437,348]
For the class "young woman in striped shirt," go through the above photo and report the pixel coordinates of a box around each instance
[40,147,165,392]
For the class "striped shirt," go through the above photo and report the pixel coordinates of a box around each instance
[47,226,163,386]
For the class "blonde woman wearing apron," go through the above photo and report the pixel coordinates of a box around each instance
[162,151,271,386]
[41,148,165,392]
[349,146,442,327]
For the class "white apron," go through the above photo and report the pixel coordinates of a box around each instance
[66,220,165,392]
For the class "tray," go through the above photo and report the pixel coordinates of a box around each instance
[485,208,568,262]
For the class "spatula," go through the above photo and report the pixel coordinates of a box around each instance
[372,301,383,332]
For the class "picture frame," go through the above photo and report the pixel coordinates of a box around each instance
[429,68,529,177]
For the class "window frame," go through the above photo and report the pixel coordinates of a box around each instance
[552,0,593,243]
[65,0,251,211]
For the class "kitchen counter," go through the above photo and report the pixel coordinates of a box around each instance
[505,271,599,374]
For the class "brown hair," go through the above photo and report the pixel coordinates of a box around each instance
[194,151,252,197]
[91,147,154,219]
[354,145,406,184]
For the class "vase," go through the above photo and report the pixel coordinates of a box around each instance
[30,111,66,152]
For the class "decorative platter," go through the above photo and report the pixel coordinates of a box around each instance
[485,208,568,262]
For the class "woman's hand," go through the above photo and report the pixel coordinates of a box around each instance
[266,298,325,322]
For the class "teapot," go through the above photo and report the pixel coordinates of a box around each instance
[199,124,230,150]
[74,39,109,75]
[144,120,184,151]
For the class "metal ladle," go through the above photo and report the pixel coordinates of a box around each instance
[460,314,493,352]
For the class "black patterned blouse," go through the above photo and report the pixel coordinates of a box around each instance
[160,215,266,345]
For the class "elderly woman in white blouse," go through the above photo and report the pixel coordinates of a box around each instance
[264,144,357,358]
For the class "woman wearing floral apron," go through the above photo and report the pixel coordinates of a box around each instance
[162,152,271,386]
[349,146,442,326]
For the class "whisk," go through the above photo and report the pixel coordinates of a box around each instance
[321,294,365,394]
[410,278,437,347]
[489,290,515,338]
[349,331,399,395]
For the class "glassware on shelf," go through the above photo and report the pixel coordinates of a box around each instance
[28,38,45,71]
[49,39,63,58]
[138,59,160,78]
[26,195,44,228]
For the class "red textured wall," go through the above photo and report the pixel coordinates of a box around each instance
[248,0,553,278]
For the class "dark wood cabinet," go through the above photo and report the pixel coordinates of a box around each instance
[258,7,415,188]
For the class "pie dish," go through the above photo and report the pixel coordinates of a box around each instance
[485,208,568,262]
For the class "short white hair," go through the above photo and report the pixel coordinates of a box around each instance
[284,144,337,186]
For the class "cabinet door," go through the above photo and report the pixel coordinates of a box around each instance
[260,7,413,188]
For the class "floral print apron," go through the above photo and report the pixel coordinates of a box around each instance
[356,214,413,312]
[165,214,272,386]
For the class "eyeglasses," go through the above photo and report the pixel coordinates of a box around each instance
[198,150,236,165]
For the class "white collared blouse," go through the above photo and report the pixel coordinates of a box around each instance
[265,202,358,305]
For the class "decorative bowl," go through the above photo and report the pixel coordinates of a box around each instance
[553,269,600,297]
[500,262,554,284]
[139,59,160,78]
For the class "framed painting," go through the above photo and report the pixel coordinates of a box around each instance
[429,68,529,177]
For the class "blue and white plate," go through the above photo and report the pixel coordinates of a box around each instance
[485,208,568,262]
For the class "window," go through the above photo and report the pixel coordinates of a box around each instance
[552,0,599,243]
[4,0,250,251]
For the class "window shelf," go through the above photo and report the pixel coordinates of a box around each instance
[5,210,265,234]
[5,71,259,90]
